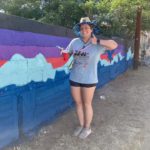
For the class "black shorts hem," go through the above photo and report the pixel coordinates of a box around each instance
[69,80,97,88]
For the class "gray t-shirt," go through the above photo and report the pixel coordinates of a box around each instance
[65,38,106,84]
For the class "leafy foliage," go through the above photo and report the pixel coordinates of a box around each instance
[0,0,149,38]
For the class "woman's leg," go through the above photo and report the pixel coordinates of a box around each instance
[81,86,96,128]
[70,86,84,127]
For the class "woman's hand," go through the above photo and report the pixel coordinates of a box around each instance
[91,34,97,45]
[60,49,70,55]
[60,49,64,55]
[56,46,65,55]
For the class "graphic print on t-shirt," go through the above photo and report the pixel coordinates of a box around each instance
[73,50,90,68]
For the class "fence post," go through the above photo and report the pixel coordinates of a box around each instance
[133,6,142,70]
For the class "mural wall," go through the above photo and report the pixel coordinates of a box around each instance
[0,13,133,149]
[0,29,72,88]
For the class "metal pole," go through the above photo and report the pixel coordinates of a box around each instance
[133,6,142,70]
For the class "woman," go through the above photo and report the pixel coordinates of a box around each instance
[61,17,118,139]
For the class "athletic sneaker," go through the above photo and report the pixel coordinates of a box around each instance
[79,127,92,139]
[73,126,84,136]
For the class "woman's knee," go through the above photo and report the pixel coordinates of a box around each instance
[84,101,92,108]
[75,100,83,107]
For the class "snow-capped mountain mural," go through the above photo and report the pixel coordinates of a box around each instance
[0,47,133,89]
[0,53,74,88]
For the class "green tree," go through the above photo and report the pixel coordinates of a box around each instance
[39,0,85,28]
[0,0,43,20]
[0,0,149,38]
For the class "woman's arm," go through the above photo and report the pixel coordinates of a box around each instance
[99,39,118,50]
[60,49,72,57]
[60,39,74,55]
[56,46,69,55]
[91,35,118,50]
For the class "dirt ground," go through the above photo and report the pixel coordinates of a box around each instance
[6,66,150,150]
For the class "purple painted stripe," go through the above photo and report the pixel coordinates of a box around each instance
[0,29,72,47]
[0,45,62,60]
[114,44,125,56]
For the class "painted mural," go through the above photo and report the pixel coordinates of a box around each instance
[0,29,133,89]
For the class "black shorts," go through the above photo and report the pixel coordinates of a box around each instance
[69,80,97,88]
